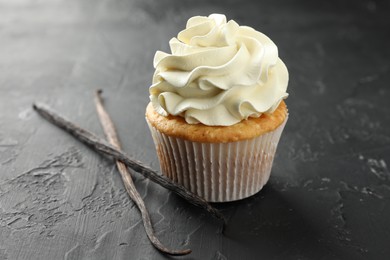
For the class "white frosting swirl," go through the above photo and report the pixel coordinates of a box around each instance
[150,14,289,126]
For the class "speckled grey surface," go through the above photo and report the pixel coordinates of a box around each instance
[0,0,389,259]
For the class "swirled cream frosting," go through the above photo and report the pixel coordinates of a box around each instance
[149,14,289,126]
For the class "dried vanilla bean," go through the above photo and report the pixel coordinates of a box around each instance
[94,90,191,255]
[32,102,225,224]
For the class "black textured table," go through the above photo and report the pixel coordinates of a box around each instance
[1,0,390,259]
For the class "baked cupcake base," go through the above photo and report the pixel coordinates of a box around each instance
[146,101,288,202]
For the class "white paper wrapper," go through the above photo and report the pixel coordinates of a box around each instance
[146,118,287,202]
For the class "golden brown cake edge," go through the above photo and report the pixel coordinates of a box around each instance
[145,101,288,143]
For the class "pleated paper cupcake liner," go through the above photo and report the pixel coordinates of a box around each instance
[146,117,287,202]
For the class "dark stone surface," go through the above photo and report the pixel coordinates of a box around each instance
[1,0,389,259]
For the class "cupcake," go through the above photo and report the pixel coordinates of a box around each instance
[146,14,289,202]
